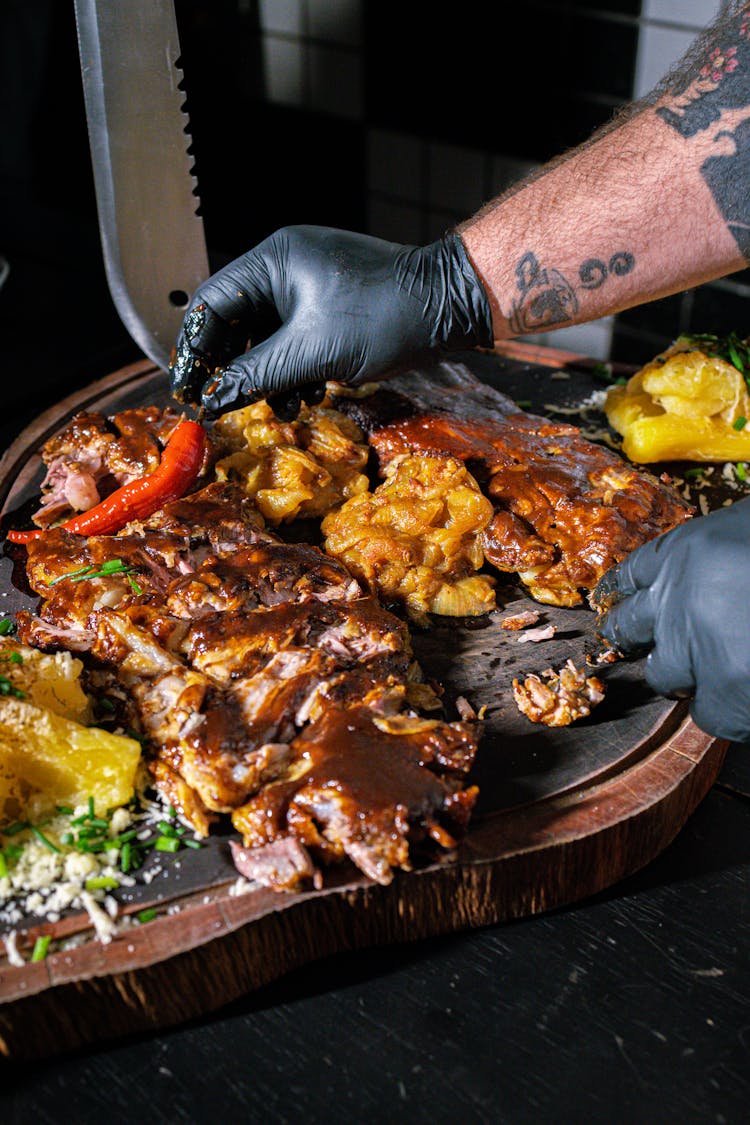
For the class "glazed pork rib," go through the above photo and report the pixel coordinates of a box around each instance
[333,361,693,606]
[17,477,480,888]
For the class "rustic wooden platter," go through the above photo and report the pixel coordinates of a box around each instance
[0,348,727,1060]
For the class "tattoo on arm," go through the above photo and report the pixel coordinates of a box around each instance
[509,251,635,334]
[656,3,750,258]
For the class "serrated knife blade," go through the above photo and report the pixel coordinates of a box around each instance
[73,0,209,370]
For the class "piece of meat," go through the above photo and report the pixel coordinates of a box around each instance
[333,361,693,606]
[133,480,268,553]
[512,659,605,726]
[184,598,409,685]
[32,406,203,528]
[231,703,480,887]
[501,609,541,631]
[165,542,361,618]
[517,625,556,643]
[230,837,320,893]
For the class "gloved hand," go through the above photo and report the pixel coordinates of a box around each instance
[594,496,750,742]
[169,225,493,415]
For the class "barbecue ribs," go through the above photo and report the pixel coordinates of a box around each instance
[17,436,480,888]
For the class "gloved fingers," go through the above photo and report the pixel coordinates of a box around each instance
[185,250,280,357]
[596,587,656,655]
[643,642,695,700]
[170,303,249,404]
[690,687,750,743]
[591,533,671,609]
[200,325,314,416]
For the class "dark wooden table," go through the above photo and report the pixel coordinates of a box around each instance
[1,354,749,1125]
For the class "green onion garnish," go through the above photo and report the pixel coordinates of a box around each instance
[137,908,157,924]
[734,416,747,431]
[3,821,29,836]
[31,936,51,962]
[683,468,705,479]
[47,565,94,587]
[55,805,74,815]
[0,853,7,878]
[182,839,203,849]
[0,675,25,698]
[154,835,180,853]
[0,619,15,635]
[126,574,143,595]
[736,463,748,482]
[84,876,119,892]
[121,842,132,873]
[30,825,61,853]
[88,796,95,818]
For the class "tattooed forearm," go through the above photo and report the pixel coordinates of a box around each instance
[656,3,750,257]
[509,251,635,334]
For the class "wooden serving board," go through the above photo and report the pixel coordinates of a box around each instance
[0,348,727,1060]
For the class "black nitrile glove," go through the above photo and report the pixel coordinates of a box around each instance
[169,225,493,415]
[594,497,750,742]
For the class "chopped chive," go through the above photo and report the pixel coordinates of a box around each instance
[4,844,22,860]
[55,805,74,816]
[736,463,748,482]
[3,821,29,836]
[734,416,747,431]
[182,839,203,849]
[121,842,132,873]
[154,835,180,853]
[167,806,176,819]
[47,565,93,587]
[126,574,144,595]
[60,832,74,846]
[88,796,95,818]
[87,817,110,830]
[137,908,157,924]
[0,619,15,635]
[157,821,179,838]
[113,829,139,845]
[683,468,705,479]
[0,651,23,665]
[0,675,25,698]
[31,936,51,962]
[84,876,119,892]
[79,840,107,853]
[0,853,7,878]
[30,825,61,853]
[729,343,745,372]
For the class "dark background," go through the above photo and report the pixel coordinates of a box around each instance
[1,0,748,434]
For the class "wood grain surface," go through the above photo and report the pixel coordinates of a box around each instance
[0,350,727,1060]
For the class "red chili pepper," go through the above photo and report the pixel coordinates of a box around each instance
[7,420,207,544]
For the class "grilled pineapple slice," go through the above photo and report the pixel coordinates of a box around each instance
[0,638,140,824]
[0,637,92,724]
[605,335,750,462]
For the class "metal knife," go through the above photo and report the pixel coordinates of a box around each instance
[73,0,209,370]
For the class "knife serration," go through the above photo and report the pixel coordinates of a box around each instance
[74,0,210,370]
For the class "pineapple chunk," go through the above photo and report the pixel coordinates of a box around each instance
[0,637,92,724]
[605,336,750,463]
[0,696,141,825]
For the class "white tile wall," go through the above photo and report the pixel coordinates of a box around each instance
[428,141,488,216]
[367,197,423,244]
[308,0,363,46]
[262,36,305,107]
[309,44,363,119]
[258,0,303,36]
[367,130,423,200]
